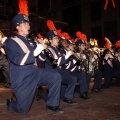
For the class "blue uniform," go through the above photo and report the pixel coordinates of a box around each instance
[45,45,77,100]
[4,35,62,113]
[57,48,88,98]
[102,49,114,88]
[113,53,120,85]
[62,57,88,94]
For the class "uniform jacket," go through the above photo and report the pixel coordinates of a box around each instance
[4,34,39,89]
[45,45,68,71]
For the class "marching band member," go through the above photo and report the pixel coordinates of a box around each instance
[113,41,120,85]
[4,14,64,113]
[85,42,103,92]
[102,37,114,88]
[59,37,89,99]
[75,31,102,92]
[45,30,78,105]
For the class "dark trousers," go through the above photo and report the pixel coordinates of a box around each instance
[59,69,77,99]
[0,59,10,84]
[37,69,77,101]
[86,70,102,89]
[60,70,88,99]
[71,71,88,93]
[9,68,62,113]
[104,64,113,88]
[113,70,120,85]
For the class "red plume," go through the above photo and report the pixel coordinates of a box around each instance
[116,40,120,47]
[71,38,75,43]
[81,34,87,41]
[18,0,28,16]
[56,29,62,37]
[62,32,71,40]
[37,33,42,39]
[104,37,111,44]
[105,42,111,49]
[76,31,82,39]
[46,19,56,30]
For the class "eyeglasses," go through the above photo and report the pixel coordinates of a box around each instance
[53,36,58,39]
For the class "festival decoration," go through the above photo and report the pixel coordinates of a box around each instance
[104,0,116,10]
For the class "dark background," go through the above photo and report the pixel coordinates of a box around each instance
[0,0,119,46]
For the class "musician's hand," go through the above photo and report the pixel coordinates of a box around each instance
[65,51,73,60]
[34,44,44,56]
[38,38,48,50]
[41,43,47,49]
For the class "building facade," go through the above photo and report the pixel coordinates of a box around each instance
[0,0,119,46]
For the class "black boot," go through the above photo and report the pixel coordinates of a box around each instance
[80,93,89,99]
[46,105,64,113]
[7,98,14,112]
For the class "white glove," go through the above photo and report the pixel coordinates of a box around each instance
[34,44,44,56]
[65,51,73,60]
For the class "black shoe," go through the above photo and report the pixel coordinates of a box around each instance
[46,105,64,114]
[91,88,99,92]
[85,91,90,96]
[7,98,14,112]
[80,93,88,99]
[62,98,78,105]
[91,88,102,93]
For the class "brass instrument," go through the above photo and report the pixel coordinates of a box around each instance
[88,48,99,75]
[73,47,89,74]
[89,49,95,75]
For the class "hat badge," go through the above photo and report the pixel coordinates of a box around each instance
[23,15,29,21]
[53,31,57,35]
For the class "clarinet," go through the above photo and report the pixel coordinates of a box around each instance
[44,48,58,68]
